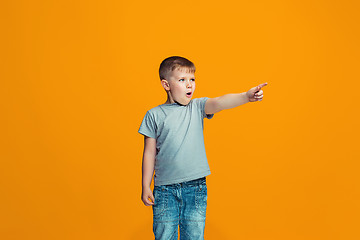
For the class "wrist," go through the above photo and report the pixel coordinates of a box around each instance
[243,92,250,103]
[142,182,151,189]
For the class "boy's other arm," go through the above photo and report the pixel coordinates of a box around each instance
[205,82,268,114]
[141,136,156,206]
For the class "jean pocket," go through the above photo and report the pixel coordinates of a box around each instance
[152,187,168,219]
[195,184,207,217]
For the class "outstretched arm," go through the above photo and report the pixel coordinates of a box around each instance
[141,136,156,206]
[205,82,268,114]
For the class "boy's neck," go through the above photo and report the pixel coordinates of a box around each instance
[164,97,185,106]
[164,93,174,105]
[164,92,188,106]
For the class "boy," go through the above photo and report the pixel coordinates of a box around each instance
[139,56,267,240]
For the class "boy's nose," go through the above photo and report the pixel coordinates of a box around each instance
[186,81,192,88]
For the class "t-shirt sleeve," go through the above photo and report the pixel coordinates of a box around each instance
[138,111,157,139]
[198,97,214,119]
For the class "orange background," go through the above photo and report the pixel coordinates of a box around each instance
[1,0,359,239]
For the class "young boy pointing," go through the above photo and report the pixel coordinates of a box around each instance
[139,56,267,240]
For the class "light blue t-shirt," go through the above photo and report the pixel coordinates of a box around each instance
[138,97,214,186]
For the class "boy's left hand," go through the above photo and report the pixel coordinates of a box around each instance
[246,82,268,102]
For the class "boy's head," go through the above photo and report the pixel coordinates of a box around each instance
[159,56,196,106]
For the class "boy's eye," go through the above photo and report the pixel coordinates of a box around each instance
[179,79,195,82]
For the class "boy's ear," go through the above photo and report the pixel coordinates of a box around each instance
[161,79,170,91]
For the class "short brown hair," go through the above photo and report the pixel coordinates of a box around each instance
[159,56,196,80]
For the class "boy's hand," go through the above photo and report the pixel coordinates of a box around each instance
[141,187,155,206]
[246,82,268,102]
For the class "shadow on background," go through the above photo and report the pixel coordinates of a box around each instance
[205,220,228,240]
[131,220,153,240]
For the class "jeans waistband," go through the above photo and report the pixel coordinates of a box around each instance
[158,177,206,188]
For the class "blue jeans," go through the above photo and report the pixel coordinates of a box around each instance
[152,177,207,240]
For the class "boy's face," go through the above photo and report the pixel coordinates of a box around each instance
[162,68,196,106]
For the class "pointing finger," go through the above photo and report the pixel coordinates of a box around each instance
[258,82,268,89]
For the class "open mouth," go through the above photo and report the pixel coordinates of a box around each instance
[186,92,192,97]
